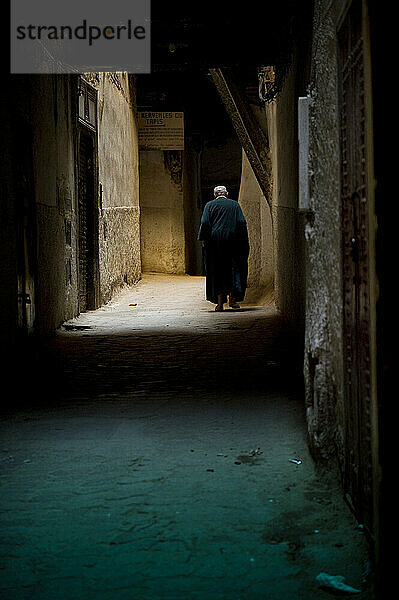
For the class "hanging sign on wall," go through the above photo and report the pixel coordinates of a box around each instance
[138,111,184,150]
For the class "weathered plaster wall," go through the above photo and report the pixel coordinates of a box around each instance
[266,62,306,329]
[238,151,274,304]
[90,73,141,303]
[304,0,344,459]
[1,72,142,341]
[31,75,78,334]
[139,150,185,274]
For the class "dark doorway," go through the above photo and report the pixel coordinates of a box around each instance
[77,131,98,312]
[15,124,37,335]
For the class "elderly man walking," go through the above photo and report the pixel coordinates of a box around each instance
[198,185,249,311]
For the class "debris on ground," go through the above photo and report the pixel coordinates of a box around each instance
[129,303,137,306]
[249,448,263,456]
[0,456,14,463]
[316,572,361,594]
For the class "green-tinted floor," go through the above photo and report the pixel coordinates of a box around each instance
[0,275,373,599]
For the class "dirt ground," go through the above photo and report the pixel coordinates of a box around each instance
[0,274,374,599]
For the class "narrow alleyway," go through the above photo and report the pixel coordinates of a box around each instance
[0,275,373,599]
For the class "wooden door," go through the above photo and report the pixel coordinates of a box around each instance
[78,132,96,312]
[338,0,373,532]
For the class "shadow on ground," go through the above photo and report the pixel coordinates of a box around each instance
[0,277,373,600]
[11,310,303,412]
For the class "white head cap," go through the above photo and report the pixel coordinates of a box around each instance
[214,185,227,195]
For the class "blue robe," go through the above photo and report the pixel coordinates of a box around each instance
[198,196,249,304]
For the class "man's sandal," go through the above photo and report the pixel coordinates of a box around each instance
[229,302,240,309]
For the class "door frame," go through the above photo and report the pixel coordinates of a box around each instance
[15,122,37,335]
[74,77,100,312]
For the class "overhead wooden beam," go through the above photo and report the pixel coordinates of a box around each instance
[208,68,272,208]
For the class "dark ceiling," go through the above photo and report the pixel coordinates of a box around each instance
[138,1,313,140]
[137,69,239,140]
[150,1,307,72]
